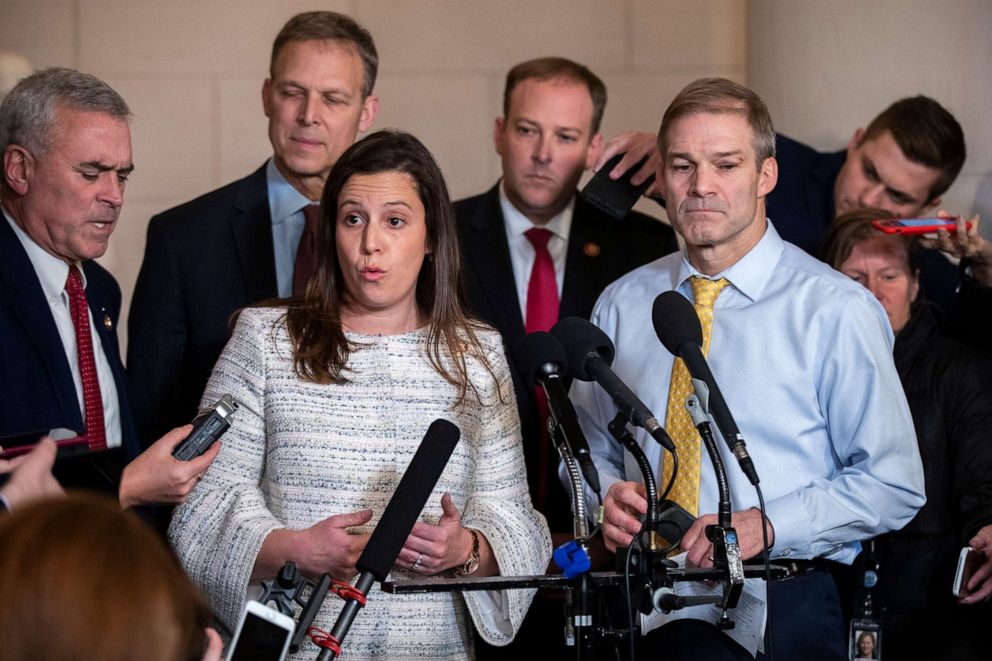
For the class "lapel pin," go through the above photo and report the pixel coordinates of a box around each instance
[103,315,113,331]
[583,242,601,258]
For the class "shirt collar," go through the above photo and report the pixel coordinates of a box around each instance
[498,179,574,241]
[266,158,313,226]
[675,219,785,302]
[3,206,78,302]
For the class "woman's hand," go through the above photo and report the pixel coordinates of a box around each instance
[397,492,474,575]
[253,509,373,582]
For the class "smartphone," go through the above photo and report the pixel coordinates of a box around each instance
[581,153,655,220]
[0,428,83,459]
[872,217,973,235]
[655,499,695,549]
[227,600,295,661]
[952,546,983,597]
[171,394,238,460]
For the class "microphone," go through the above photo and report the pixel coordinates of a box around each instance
[550,317,675,453]
[652,291,759,485]
[516,331,600,494]
[317,419,460,659]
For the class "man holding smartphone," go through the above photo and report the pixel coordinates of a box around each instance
[598,96,991,352]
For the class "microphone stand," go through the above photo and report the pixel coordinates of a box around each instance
[685,391,745,626]
[379,402,785,660]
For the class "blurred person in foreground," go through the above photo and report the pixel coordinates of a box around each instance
[170,130,550,659]
[825,208,992,661]
[0,492,222,660]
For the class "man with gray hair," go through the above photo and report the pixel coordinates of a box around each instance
[0,68,218,511]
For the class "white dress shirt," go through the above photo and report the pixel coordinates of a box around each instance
[498,181,574,319]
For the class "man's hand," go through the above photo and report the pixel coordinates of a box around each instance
[680,508,775,568]
[118,424,220,508]
[959,524,992,605]
[397,492,473,575]
[602,480,648,552]
[0,436,63,510]
[919,212,991,285]
[593,131,662,197]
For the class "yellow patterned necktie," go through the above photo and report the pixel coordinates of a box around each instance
[661,276,729,515]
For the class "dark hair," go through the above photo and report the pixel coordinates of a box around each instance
[823,207,921,275]
[503,57,607,134]
[286,130,495,402]
[270,11,378,99]
[0,67,130,186]
[0,493,211,661]
[658,77,776,167]
[861,96,965,202]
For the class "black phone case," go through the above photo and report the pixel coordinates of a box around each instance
[580,153,655,220]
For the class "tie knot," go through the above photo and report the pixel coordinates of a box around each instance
[302,203,320,230]
[525,227,553,251]
[65,264,84,295]
[690,276,729,310]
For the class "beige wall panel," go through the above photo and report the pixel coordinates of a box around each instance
[598,70,746,140]
[78,0,353,74]
[0,0,75,68]
[218,77,273,184]
[631,0,746,72]
[374,74,495,201]
[747,0,992,233]
[107,77,214,206]
[357,0,627,72]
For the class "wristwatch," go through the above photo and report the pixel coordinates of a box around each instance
[455,528,481,576]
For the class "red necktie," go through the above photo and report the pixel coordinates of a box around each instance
[523,227,560,512]
[293,204,321,296]
[524,228,559,333]
[65,265,107,451]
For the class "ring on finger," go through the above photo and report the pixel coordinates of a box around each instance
[413,553,423,570]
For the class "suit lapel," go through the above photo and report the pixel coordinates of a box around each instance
[560,195,606,319]
[230,165,278,302]
[0,219,84,431]
[464,185,526,343]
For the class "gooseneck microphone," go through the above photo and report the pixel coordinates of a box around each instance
[651,291,759,485]
[550,317,675,453]
[516,331,601,494]
[317,419,460,660]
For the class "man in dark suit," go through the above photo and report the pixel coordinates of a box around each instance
[0,68,216,510]
[127,12,379,445]
[456,58,677,655]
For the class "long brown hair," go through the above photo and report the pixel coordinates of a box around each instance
[286,129,495,401]
[0,493,211,661]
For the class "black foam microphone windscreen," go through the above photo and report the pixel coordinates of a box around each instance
[356,419,460,581]
[550,316,615,381]
[516,331,568,388]
[652,290,703,353]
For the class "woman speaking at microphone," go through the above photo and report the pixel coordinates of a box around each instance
[170,130,550,660]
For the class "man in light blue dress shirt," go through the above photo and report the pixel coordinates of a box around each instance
[570,78,925,660]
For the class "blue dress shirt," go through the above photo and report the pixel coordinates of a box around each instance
[266,160,313,298]
[570,221,926,564]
